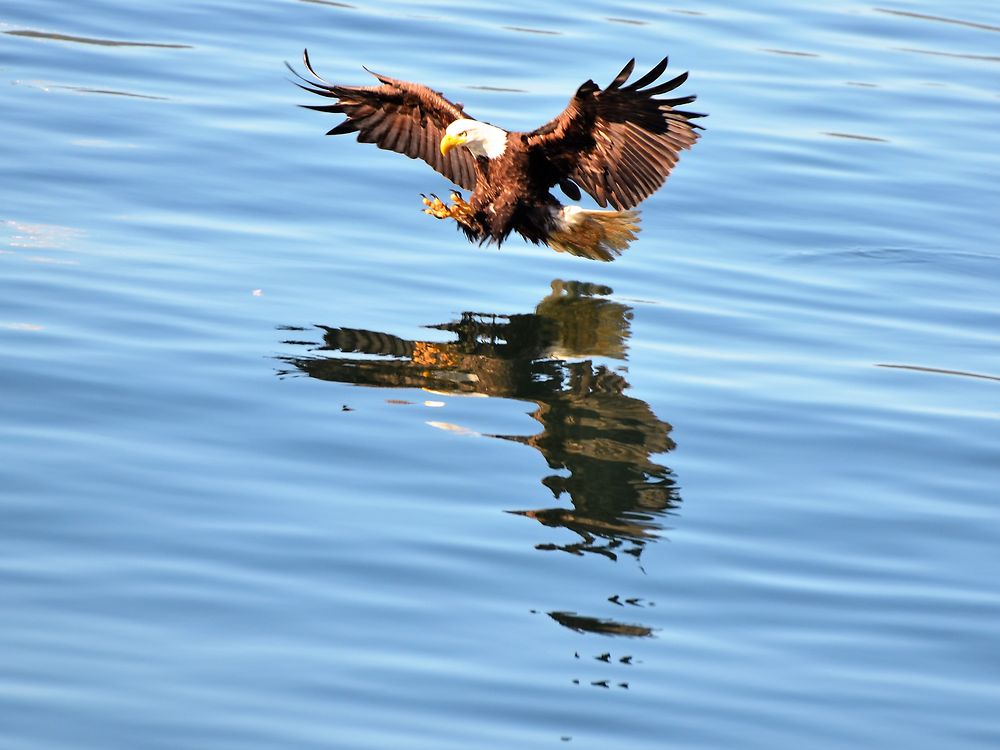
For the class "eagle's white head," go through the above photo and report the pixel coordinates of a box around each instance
[440,119,508,159]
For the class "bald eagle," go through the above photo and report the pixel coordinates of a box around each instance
[290,51,704,261]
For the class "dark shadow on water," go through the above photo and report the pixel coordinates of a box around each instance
[873,8,1000,34]
[548,610,654,638]
[277,279,680,682]
[503,26,561,36]
[4,29,191,48]
[297,0,356,9]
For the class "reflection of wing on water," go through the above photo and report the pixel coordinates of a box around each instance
[316,327,415,358]
[277,279,680,560]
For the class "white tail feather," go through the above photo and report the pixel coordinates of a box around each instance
[547,207,641,261]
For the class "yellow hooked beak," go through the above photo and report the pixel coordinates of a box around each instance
[440,133,466,156]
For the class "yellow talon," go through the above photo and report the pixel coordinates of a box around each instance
[419,192,472,223]
[421,194,449,219]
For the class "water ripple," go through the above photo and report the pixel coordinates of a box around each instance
[3,0,999,748]
[4,29,191,48]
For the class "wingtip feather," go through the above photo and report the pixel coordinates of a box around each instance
[647,70,688,96]
[302,48,326,81]
[625,56,669,91]
[609,58,636,88]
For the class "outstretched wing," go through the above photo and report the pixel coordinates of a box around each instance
[527,57,705,210]
[289,50,478,191]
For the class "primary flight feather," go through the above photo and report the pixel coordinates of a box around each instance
[290,50,704,261]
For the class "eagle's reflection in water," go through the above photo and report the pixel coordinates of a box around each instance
[278,280,680,683]
[277,279,680,565]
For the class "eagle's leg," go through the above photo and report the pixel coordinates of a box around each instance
[422,192,474,228]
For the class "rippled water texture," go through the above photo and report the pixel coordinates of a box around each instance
[2,1,999,748]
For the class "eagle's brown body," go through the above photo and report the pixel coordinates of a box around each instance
[291,51,704,260]
[458,136,561,245]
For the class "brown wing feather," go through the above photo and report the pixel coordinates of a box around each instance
[527,57,705,210]
[289,50,477,191]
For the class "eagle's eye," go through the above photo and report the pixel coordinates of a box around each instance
[460,130,468,137]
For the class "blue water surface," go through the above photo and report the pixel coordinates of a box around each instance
[2,1,999,748]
